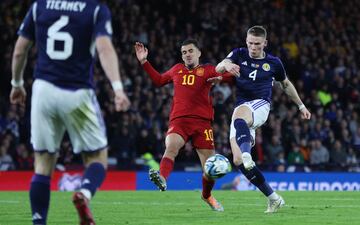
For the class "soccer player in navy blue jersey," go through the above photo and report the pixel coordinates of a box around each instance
[10,0,130,224]
[216,25,311,213]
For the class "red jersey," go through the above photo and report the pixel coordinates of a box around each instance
[143,62,232,121]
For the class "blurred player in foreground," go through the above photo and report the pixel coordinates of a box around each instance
[216,25,311,213]
[135,40,231,211]
[10,0,130,224]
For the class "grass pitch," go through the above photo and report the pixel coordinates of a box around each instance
[0,191,359,225]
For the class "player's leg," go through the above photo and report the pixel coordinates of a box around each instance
[149,133,185,191]
[193,121,223,211]
[161,133,185,179]
[29,80,63,225]
[72,150,107,225]
[230,102,285,212]
[78,150,107,200]
[30,153,57,225]
[61,88,108,224]
[197,149,215,199]
[196,149,224,212]
[231,138,284,210]
[231,105,255,169]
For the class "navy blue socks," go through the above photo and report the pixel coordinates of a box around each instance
[239,164,273,196]
[234,119,251,153]
[29,163,105,224]
[80,162,106,198]
[30,174,51,225]
[235,119,274,197]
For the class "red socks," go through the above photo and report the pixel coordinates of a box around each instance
[159,157,215,198]
[202,175,215,199]
[159,157,174,180]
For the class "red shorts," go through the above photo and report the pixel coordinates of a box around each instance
[167,117,214,149]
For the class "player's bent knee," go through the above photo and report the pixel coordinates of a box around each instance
[232,106,252,126]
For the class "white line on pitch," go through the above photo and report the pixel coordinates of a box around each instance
[0,200,20,204]
[92,201,360,208]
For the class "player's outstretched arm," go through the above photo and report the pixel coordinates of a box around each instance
[10,36,32,106]
[134,42,172,87]
[215,59,240,76]
[96,36,130,112]
[279,78,311,120]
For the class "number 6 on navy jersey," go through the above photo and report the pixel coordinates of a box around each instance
[46,15,73,60]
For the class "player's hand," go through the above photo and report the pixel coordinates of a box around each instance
[134,42,148,64]
[114,90,130,112]
[207,76,223,85]
[300,107,311,120]
[224,62,240,76]
[10,87,26,106]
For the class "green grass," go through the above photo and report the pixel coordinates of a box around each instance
[0,191,359,225]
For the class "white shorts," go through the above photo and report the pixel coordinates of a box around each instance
[229,99,270,144]
[31,79,107,153]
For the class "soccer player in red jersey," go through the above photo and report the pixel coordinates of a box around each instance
[135,39,231,211]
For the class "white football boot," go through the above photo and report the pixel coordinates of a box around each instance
[265,195,285,213]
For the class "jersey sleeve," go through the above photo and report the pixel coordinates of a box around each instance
[17,3,37,40]
[142,61,173,87]
[225,48,241,63]
[220,72,236,84]
[94,4,113,38]
[205,65,218,78]
[273,57,287,81]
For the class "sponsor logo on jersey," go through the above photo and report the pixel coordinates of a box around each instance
[262,63,270,71]
[178,70,183,74]
[196,67,204,76]
[241,61,248,66]
[251,63,259,68]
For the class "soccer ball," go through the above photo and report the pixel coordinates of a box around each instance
[204,154,231,179]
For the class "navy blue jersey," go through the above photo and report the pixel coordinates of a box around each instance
[226,48,287,106]
[18,0,113,89]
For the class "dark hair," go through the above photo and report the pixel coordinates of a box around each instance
[181,38,200,50]
[247,25,267,38]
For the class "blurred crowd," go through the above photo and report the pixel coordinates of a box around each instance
[0,0,359,172]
